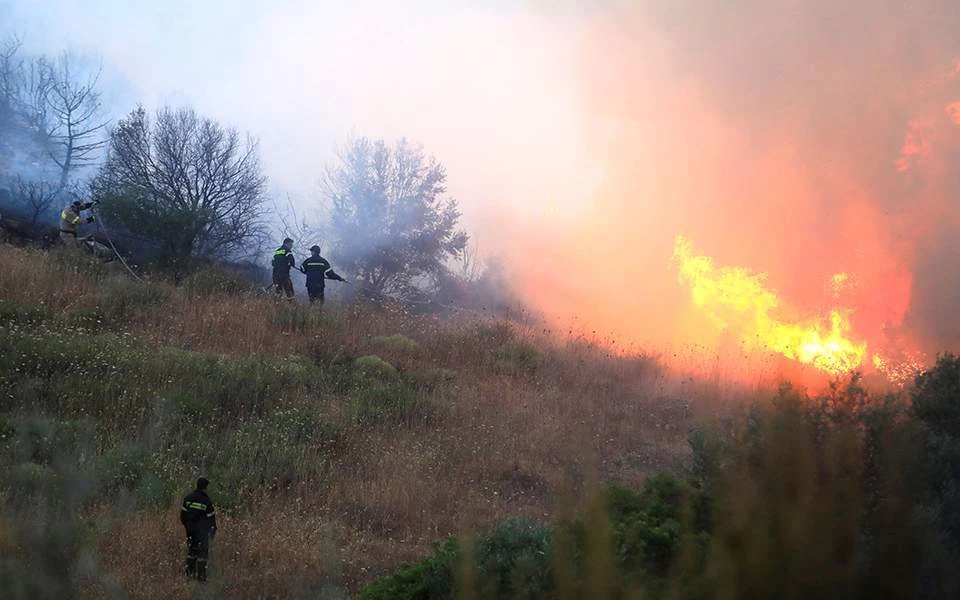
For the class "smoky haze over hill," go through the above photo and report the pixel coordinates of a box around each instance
[3,0,960,371]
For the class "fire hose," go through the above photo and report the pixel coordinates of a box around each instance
[88,203,146,284]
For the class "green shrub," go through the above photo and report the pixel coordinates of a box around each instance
[361,520,553,600]
[473,519,553,599]
[353,355,398,383]
[361,538,461,600]
[608,475,688,577]
[372,334,421,354]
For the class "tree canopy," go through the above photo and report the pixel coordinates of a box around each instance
[323,138,467,299]
[92,106,268,269]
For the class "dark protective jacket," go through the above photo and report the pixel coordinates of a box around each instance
[180,489,217,536]
[272,246,295,279]
[300,255,344,289]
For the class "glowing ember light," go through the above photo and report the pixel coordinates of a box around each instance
[873,351,926,386]
[673,236,866,376]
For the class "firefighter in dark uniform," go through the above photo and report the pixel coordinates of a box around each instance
[180,477,217,582]
[272,237,296,300]
[300,245,346,304]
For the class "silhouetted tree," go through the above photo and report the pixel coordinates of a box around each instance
[92,106,268,270]
[0,37,106,190]
[323,138,468,299]
[43,54,107,189]
[12,176,59,230]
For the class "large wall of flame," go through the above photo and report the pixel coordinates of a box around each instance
[500,0,960,369]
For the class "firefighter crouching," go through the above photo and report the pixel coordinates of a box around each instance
[59,200,97,249]
[180,477,217,582]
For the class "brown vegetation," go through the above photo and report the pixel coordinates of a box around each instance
[0,244,699,597]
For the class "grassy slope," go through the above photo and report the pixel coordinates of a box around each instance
[0,245,694,598]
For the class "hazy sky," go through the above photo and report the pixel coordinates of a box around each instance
[2,0,596,235]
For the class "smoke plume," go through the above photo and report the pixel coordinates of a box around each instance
[5,0,960,380]
[500,0,960,378]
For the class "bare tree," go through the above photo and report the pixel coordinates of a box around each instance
[0,35,22,123]
[91,106,268,269]
[43,54,107,189]
[273,194,324,254]
[12,176,59,229]
[459,239,485,283]
[0,38,103,191]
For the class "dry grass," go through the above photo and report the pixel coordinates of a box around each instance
[0,244,724,598]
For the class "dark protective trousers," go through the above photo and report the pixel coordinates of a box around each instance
[185,531,210,581]
[273,273,294,299]
[307,284,325,305]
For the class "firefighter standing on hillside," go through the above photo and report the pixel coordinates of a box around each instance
[59,200,97,249]
[180,477,217,582]
[272,237,296,300]
[300,245,347,304]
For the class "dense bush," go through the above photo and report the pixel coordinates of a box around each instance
[365,359,960,600]
[361,479,693,600]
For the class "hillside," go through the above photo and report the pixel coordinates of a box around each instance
[0,245,692,598]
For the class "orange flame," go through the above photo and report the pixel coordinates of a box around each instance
[673,236,866,376]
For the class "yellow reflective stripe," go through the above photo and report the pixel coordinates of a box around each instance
[186,502,207,510]
[275,249,287,255]
[325,267,333,273]
[61,210,68,220]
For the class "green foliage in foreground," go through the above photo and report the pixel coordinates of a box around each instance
[364,358,960,600]
[363,475,695,600]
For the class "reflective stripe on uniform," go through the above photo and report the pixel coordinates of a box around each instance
[186,501,207,510]
[275,249,288,255]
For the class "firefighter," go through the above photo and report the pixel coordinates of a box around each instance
[59,200,96,249]
[272,237,296,300]
[180,477,217,582]
[300,245,346,304]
